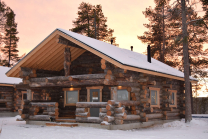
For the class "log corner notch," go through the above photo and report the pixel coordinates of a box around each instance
[64,47,71,76]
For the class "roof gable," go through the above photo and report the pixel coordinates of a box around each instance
[6,28,197,82]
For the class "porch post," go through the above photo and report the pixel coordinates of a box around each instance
[27,89,32,100]
[111,87,117,101]
[64,47,71,76]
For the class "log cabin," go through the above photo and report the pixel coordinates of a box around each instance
[6,28,197,129]
[0,66,22,116]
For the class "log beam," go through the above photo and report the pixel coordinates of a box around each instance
[56,35,83,49]
[75,117,102,123]
[76,102,108,108]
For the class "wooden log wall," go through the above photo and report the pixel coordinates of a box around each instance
[102,86,111,102]
[13,89,25,111]
[0,86,14,112]
[20,101,59,121]
[34,88,76,119]
[35,69,64,77]
[16,50,185,124]
[70,51,103,75]
[138,74,184,121]
[101,100,144,125]
[100,63,185,122]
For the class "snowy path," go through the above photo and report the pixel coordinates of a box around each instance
[0,116,208,139]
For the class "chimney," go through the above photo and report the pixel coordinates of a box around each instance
[131,46,133,51]
[147,45,151,63]
[111,38,113,45]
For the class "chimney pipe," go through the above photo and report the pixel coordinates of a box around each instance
[111,38,113,45]
[147,45,151,63]
[131,46,133,51]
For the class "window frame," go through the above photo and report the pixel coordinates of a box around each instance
[168,90,177,108]
[116,86,130,101]
[22,91,33,100]
[63,88,81,107]
[149,87,160,108]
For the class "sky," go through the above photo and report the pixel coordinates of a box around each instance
[3,0,157,56]
[3,0,206,56]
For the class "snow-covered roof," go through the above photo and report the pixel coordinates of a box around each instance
[0,66,21,85]
[6,28,197,82]
[58,28,197,81]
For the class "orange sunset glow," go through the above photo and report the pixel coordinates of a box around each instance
[4,0,156,56]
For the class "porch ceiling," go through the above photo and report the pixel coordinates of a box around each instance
[9,30,86,77]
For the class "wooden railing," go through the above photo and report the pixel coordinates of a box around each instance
[19,101,59,121]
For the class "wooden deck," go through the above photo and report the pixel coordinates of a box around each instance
[55,118,76,123]
[46,122,78,127]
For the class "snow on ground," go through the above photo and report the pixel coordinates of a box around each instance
[0,115,208,139]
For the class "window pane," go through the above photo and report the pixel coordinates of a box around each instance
[151,90,157,105]
[66,91,78,104]
[172,92,174,103]
[170,92,175,105]
[92,91,99,102]
[117,90,128,101]
[23,94,27,100]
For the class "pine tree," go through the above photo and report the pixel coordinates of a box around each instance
[0,1,6,33]
[138,0,171,63]
[0,1,8,66]
[200,0,208,29]
[138,1,208,79]
[201,0,208,18]
[1,7,19,67]
[70,2,118,45]
[71,2,93,37]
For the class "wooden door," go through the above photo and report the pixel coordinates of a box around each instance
[90,89,100,117]
[86,86,103,117]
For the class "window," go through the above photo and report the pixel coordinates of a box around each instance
[117,86,130,101]
[63,88,80,106]
[22,91,33,100]
[149,87,160,108]
[0,94,3,99]
[23,93,27,100]
[169,90,177,107]
[22,91,27,100]
[92,91,99,102]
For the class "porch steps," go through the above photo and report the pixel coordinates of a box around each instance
[55,118,76,123]
[46,122,78,127]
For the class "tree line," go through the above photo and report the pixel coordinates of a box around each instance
[0,1,19,67]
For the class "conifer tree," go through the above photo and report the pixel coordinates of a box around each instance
[138,0,208,80]
[70,2,118,45]
[1,7,19,67]
[0,1,6,33]
[0,1,8,66]
[138,0,171,63]
[201,0,208,18]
